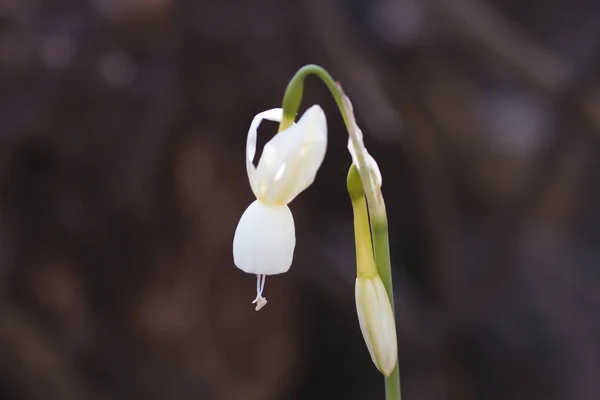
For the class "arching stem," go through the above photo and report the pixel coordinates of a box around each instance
[278,65,401,400]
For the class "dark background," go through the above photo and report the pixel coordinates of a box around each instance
[1,0,600,399]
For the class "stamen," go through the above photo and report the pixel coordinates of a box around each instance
[252,274,268,311]
[260,274,266,293]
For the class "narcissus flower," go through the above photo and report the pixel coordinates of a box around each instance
[233,105,327,310]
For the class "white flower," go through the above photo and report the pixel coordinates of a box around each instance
[355,275,398,376]
[233,105,327,310]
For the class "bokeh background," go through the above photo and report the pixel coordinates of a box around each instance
[1,0,600,399]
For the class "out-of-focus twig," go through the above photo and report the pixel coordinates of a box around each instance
[0,306,85,399]
[470,35,600,302]
[429,0,569,92]
[427,0,600,307]
[301,0,403,140]
[428,0,600,133]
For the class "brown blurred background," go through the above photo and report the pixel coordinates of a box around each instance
[1,0,600,399]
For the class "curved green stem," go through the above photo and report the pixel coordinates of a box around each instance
[279,65,401,400]
[278,65,383,218]
[278,65,349,131]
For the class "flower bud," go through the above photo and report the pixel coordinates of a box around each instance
[355,275,398,376]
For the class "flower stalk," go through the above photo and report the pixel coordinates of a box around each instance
[279,65,401,400]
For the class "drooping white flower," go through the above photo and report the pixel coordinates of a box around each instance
[233,105,327,310]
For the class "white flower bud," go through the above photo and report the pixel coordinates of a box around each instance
[355,275,398,376]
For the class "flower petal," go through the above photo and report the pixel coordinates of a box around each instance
[254,105,327,205]
[233,199,296,275]
[246,108,284,198]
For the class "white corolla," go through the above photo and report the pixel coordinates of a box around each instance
[233,106,327,310]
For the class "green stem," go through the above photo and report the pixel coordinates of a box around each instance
[279,65,350,131]
[280,65,401,400]
[372,210,401,400]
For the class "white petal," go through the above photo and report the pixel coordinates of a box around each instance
[233,199,296,275]
[246,108,284,198]
[254,105,327,205]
